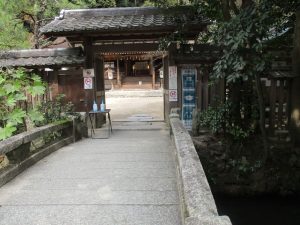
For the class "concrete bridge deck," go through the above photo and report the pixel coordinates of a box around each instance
[0,122,182,225]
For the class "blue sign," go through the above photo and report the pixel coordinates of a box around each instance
[182,68,196,130]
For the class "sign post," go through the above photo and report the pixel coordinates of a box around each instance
[169,66,177,102]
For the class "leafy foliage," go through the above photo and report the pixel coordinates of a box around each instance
[72,0,116,8]
[0,68,45,140]
[37,94,77,125]
[194,101,253,141]
[144,0,179,7]
[211,3,268,82]
[0,1,31,49]
[0,0,119,49]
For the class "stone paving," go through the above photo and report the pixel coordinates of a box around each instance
[0,122,182,225]
[105,89,164,121]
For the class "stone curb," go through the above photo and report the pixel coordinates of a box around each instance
[169,114,232,225]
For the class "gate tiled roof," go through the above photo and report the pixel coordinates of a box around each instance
[0,47,84,68]
[41,7,210,36]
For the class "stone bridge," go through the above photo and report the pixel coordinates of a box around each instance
[0,115,231,225]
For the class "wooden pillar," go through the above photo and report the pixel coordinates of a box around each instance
[277,79,284,129]
[95,55,105,102]
[202,70,209,110]
[150,56,155,89]
[50,68,59,101]
[196,66,202,111]
[83,38,94,112]
[163,55,169,121]
[116,57,121,87]
[94,55,106,127]
[269,79,277,135]
[167,44,179,114]
[177,65,182,110]
[290,7,300,145]
[125,59,128,79]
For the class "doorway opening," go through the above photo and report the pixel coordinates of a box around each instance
[100,51,165,122]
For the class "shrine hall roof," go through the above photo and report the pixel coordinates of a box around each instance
[0,47,85,68]
[40,6,210,37]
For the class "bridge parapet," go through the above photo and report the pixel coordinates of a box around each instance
[169,110,232,225]
[0,119,86,188]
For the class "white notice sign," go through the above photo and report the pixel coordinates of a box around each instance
[83,68,95,77]
[169,66,177,89]
[84,77,93,89]
[169,89,178,102]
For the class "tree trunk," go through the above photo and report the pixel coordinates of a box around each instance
[254,73,269,161]
[34,0,47,49]
[229,81,242,124]
[33,19,40,49]
[221,0,231,20]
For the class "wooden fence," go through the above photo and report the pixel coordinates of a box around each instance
[194,47,293,138]
[262,75,292,136]
[195,68,293,137]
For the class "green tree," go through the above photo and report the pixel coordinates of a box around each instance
[0,0,81,49]
[0,0,118,49]
[77,0,116,8]
[156,0,298,159]
[0,1,31,50]
[205,0,298,159]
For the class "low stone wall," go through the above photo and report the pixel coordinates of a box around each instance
[169,112,232,225]
[0,120,85,188]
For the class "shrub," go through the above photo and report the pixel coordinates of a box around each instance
[0,68,45,140]
[193,101,253,141]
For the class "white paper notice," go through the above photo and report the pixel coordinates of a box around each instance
[169,66,177,89]
[84,77,93,89]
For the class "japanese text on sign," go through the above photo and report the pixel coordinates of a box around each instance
[169,66,177,89]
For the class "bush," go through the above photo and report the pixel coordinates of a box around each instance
[0,68,45,140]
[193,101,252,141]
[36,94,79,126]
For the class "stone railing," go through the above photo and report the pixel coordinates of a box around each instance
[169,110,232,225]
[0,119,86,187]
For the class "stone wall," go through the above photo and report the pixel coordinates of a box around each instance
[0,119,86,188]
[169,111,232,225]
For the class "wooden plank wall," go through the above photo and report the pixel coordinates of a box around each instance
[200,74,221,110]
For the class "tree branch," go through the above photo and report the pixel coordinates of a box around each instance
[19,10,36,23]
